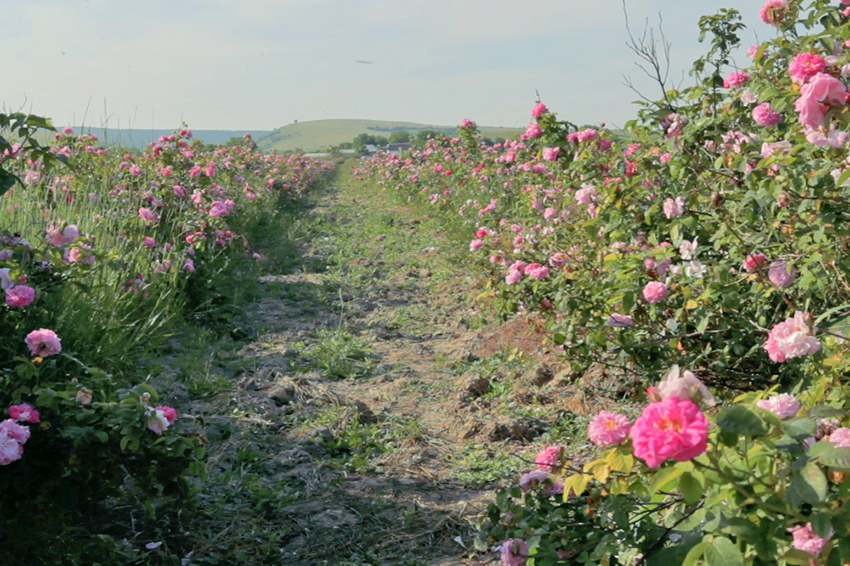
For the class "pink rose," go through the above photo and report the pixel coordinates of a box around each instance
[519,470,551,492]
[524,123,542,138]
[768,259,796,287]
[501,539,529,566]
[155,405,177,424]
[606,313,634,327]
[752,102,782,126]
[759,0,789,26]
[662,196,685,219]
[631,397,708,468]
[531,102,547,118]
[789,52,826,85]
[6,285,35,307]
[650,365,716,406]
[541,147,560,161]
[789,523,832,556]
[25,328,62,357]
[642,281,667,304]
[8,404,40,423]
[742,253,767,273]
[505,268,523,285]
[764,311,820,362]
[723,71,750,88]
[587,411,631,447]
[535,445,564,472]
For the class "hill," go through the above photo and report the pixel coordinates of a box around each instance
[257,119,523,153]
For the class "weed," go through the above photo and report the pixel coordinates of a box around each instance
[293,328,375,380]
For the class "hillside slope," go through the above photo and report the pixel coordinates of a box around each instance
[257,119,522,152]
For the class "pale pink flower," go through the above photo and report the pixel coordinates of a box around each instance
[0,419,29,466]
[795,73,846,129]
[62,127,73,134]
[631,397,708,468]
[574,184,597,205]
[764,312,820,362]
[752,103,782,126]
[768,259,796,287]
[742,253,767,272]
[535,445,564,472]
[519,469,551,491]
[649,365,716,406]
[0,269,12,291]
[146,406,174,434]
[827,427,850,447]
[549,253,569,269]
[723,71,750,88]
[469,239,483,251]
[543,207,557,219]
[138,207,161,223]
[575,128,598,142]
[679,238,698,260]
[663,196,685,218]
[789,523,832,556]
[8,404,39,423]
[642,281,667,304]
[542,147,560,161]
[587,411,631,447]
[25,328,62,357]
[531,102,547,118]
[6,285,35,307]
[525,263,549,280]
[761,140,791,158]
[805,127,849,148]
[76,387,93,404]
[505,268,523,285]
[789,52,826,84]
[501,539,529,566]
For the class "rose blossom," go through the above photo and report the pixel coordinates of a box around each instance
[76,387,93,405]
[752,102,782,126]
[8,404,39,423]
[631,397,708,468]
[768,259,796,287]
[531,102,547,118]
[146,405,177,434]
[794,73,846,129]
[574,184,597,205]
[789,52,826,85]
[742,253,767,273]
[535,445,564,472]
[505,268,523,285]
[519,469,551,491]
[542,147,560,161]
[25,328,62,357]
[501,539,529,566]
[524,263,548,280]
[587,411,631,447]
[764,311,820,362]
[827,427,850,447]
[663,196,685,218]
[6,285,35,307]
[0,419,29,466]
[789,523,832,556]
[524,123,542,138]
[760,0,790,26]
[47,224,79,246]
[642,281,667,304]
[723,71,750,88]
[648,365,716,406]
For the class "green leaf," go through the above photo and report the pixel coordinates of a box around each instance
[705,536,744,566]
[679,472,703,504]
[810,513,832,539]
[814,446,850,471]
[648,467,684,496]
[783,417,816,440]
[807,405,849,418]
[0,169,17,195]
[717,405,768,437]
[682,541,709,566]
[790,462,828,505]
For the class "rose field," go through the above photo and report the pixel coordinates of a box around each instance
[6,0,850,564]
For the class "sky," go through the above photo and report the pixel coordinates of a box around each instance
[2,0,768,132]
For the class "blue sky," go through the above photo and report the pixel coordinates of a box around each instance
[3,0,767,131]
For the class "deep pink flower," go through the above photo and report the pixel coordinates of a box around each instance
[501,539,529,566]
[789,523,832,556]
[155,405,177,424]
[789,53,826,84]
[535,445,564,472]
[723,71,750,88]
[6,285,35,307]
[642,281,667,304]
[631,398,708,468]
[764,312,820,362]
[147,406,176,434]
[742,253,767,273]
[531,103,547,118]
[138,207,160,223]
[8,404,39,423]
[768,259,796,287]
[142,236,156,248]
[752,102,782,126]
[587,411,631,447]
[25,329,62,357]
[524,263,549,280]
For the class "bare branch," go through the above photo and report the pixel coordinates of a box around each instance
[622,0,675,111]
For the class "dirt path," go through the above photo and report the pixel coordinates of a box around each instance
[160,162,607,565]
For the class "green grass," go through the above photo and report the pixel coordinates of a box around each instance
[292,328,376,380]
[257,119,523,153]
